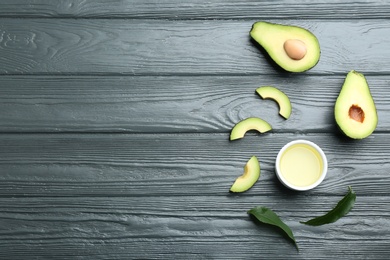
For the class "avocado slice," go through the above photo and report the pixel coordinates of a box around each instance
[230,117,272,141]
[250,21,320,72]
[256,86,292,119]
[230,156,260,192]
[334,70,378,139]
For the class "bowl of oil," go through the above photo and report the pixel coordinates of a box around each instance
[275,140,328,191]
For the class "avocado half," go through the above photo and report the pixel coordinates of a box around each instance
[230,117,272,141]
[256,86,292,119]
[334,70,378,139]
[230,156,260,192]
[250,21,320,72]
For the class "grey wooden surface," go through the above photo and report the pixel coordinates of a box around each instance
[0,1,389,259]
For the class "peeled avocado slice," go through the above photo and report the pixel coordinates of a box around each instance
[230,156,260,192]
[335,70,378,139]
[230,117,272,141]
[256,86,292,119]
[250,21,320,72]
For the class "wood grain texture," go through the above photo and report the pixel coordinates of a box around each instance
[0,0,389,19]
[0,19,390,75]
[0,75,388,133]
[0,196,389,259]
[1,1,390,259]
[0,133,389,197]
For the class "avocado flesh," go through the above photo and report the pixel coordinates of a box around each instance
[334,70,378,139]
[256,86,292,119]
[230,117,272,141]
[230,156,260,192]
[250,21,320,72]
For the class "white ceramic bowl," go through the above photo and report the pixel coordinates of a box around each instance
[275,140,328,191]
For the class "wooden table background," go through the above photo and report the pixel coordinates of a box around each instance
[0,1,390,259]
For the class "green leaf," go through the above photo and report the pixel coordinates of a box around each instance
[248,206,298,250]
[300,186,356,226]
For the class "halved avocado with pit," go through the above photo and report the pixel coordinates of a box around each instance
[230,117,272,141]
[256,86,292,119]
[334,70,378,139]
[230,156,260,192]
[250,21,320,72]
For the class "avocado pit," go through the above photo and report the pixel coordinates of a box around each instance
[283,39,307,60]
[349,104,365,123]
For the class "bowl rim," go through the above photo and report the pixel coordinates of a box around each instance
[275,139,328,191]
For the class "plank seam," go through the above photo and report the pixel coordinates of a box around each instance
[0,194,382,199]
[1,72,390,77]
[0,16,390,21]
[0,131,389,135]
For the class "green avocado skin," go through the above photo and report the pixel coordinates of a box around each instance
[230,117,272,141]
[250,21,321,73]
[256,86,292,119]
[230,156,260,193]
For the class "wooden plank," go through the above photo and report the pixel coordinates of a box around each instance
[0,0,389,19]
[0,19,390,75]
[0,196,388,259]
[1,235,388,259]
[0,75,387,133]
[0,133,389,197]
[0,195,387,218]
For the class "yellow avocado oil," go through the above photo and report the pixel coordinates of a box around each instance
[279,143,324,187]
